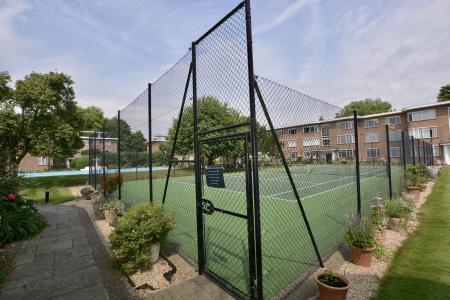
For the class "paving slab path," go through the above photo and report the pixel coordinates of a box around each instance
[0,204,132,300]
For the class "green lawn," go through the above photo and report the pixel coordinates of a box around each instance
[375,166,450,300]
[118,164,399,299]
[20,186,75,204]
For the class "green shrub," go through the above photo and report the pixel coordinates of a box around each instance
[72,155,89,169]
[346,217,375,249]
[0,248,15,283]
[384,199,414,219]
[109,203,175,274]
[404,165,426,188]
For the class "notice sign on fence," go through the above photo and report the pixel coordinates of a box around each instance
[205,166,225,188]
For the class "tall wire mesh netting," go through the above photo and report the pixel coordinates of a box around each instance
[194,4,256,296]
[103,115,120,200]
[150,51,197,265]
[119,89,150,207]
[254,76,358,298]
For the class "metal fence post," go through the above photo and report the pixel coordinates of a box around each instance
[93,132,97,190]
[148,83,153,203]
[88,137,92,185]
[102,124,106,197]
[244,1,263,297]
[118,110,122,200]
[353,110,362,216]
[401,131,407,171]
[411,136,416,165]
[417,138,421,165]
[385,125,393,199]
[192,42,205,275]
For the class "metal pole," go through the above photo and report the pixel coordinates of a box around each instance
[385,125,393,199]
[88,137,92,185]
[192,42,205,275]
[162,64,193,205]
[401,131,407,171]
[94,132,97,190]
[353,110,362,216]
[417,138,421,165]
[118,110,122,200]
[148,83,153,203]
[255,81,324,270]
[103,124,106,197]
[244,1,263,297]
[411,136,416,165]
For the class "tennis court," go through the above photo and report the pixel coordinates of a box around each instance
[118,164,403,298]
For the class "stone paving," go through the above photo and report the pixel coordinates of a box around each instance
[0,205,131,300]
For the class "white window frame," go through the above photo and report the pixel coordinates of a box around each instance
[37,157,47,166]
[389,147,401,158]
[289,152,298,159]
[433,145,440,157]
[364,119,379,128]
[337,134,355,144]
[288,128,297,135]
[288,140,297,148]
[408,127,438,139]
[337,149,355,159]
[408,109,436,122]
[336,121,353,131]
[276,130,284,136]
[302,125,320,133]
[385,116,401,125]
[365,132,379,143]
[388,130,402,142]
[367,148,380,158]
[303,137,321,147]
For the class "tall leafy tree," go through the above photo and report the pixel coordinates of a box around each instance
[79,106,106,131]
[0,71,84,165]
[437,84,450,102]
[340,98,392,117]
[104,117,147,152]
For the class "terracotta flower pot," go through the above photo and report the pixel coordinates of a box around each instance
[314,268,350,300]
[374,228,386,242]
[406,187,421,202]
[351,245,375,267]
[388,217,403,232]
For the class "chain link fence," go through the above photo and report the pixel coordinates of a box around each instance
[87,1,436,298]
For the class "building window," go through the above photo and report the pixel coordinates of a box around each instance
[385,116,401,125]
[303,125,320,133]
[409,127,438,139]
[288,128,297,135]
[388,130,402,142]
[365,132,379,143]
[337,134,355,144]
[37,157,47,166]
[364,119,379,128]
[322,125,330,146]
[389,147,401,158]
[433,145,440,157]
[84,140,89,146]
[367,148,380,158]
[289,152,297,159]
[288,140,297,148]
[303,137,321,147]
[337,149,355,159]
[336,121,353,131]
[408,109,436,122]
[304,152,319,159]
[105,141,112,145]
[276,130,284,136]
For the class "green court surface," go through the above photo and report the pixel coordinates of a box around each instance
[119,164,404,298]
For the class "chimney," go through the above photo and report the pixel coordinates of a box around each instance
[335,112,341,119]
[319,115,324,121]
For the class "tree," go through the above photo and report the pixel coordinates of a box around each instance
[79,106,106,131]
[0,71,84,166]
[437,84,450,102]
[340,98,392,117]
[104,117,147,152]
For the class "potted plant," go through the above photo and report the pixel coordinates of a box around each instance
[99,200,125,224]
[80,185,95,200]
[314,268,350,300]
[371,209,388,242]
[404,165,426,201]
[384,199,413,232]
[346,217,376,267]
[109,203,175,274]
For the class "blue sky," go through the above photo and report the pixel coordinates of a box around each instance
[1,0,449,117]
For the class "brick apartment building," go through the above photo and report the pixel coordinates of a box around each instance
[77,131,118,156]
[276,101,450,165]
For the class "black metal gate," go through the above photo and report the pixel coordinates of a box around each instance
[197,130,257,299]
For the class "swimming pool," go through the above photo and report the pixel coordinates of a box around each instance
[20,167,167,178]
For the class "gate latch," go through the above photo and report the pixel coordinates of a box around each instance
[201,199,215,215]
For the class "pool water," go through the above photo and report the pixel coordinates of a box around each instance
[20,167,167,178]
